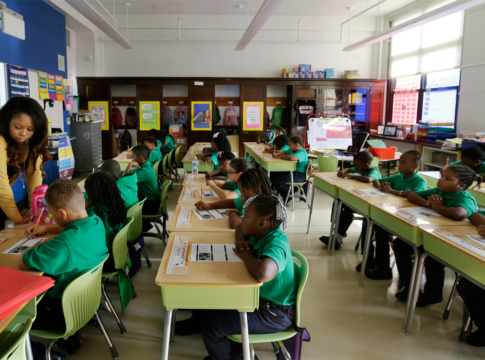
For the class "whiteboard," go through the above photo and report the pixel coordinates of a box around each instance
[308,117,352,150]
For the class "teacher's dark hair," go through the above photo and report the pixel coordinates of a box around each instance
[0,97,51,174]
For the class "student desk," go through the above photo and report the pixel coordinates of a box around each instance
[243,143,299,211]
[419,171,440,188]
[177,186,233,204]
[182,150,215,174]
[182,174,229,187]
[468,187,485,208]
[155,232,261,360]
[113,150,133,171]
[405,224,481,335]
[168,204,235,233]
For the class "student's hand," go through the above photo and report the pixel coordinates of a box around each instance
[24,225,48,238]
[429,194,444,209]
[478,225,485,238]
[205,173,211,179]
[233,242,253,259]
[380,182,392,193]
[17,210,32,225]
[337,171,343,178]
[127,162,139,172]
[206,180,216,187]
[272,153,281,159]
[221,209,232,217]
[195,201,211,210]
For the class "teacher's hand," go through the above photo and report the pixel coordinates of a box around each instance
[17,209,32,225]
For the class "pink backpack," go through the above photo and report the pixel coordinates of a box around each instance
[162,105,172,125]
[224,106,238,126]
[112,107,123,128]
[174,106,188,124]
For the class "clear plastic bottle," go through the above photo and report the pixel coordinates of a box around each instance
[192,159,199,176]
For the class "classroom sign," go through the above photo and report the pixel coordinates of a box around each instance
[48,74,56,100]
[38,72,49,100]
[88,101,109,131]
[140,101,160,131]
[243,102,264,131]
[191,101,212,131]
[55,76,64,101]
[58,136,75,179]
[8,65,30,98]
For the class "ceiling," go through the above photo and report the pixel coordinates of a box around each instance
[92,0,419,17]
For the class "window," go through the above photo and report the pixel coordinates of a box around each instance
[392,75,421,125]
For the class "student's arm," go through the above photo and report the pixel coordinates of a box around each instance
[229,212,243,229]
[123,161,139,175]
[337,168,350,178]
[234,222,251,250]
[469,211,485,227]
[205,169,224,179]
[273,153,298,161]
[428,194,469,220]
[478,173,485,181]
[207,180,238,200]
[197,154,213,163]
[346,173,373,183]
[19,238,72,273]
[24,224,63,238]
[408,192,430,207]
[195,198,235,210]
[233,247,279,283]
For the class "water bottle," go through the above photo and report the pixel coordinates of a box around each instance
[192,159,199,176]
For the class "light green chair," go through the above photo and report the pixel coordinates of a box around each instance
[127,199,151,268]
[171,146,182,183]
[371,156,380,168]
[158,155,173,191]
[30,257,119,359]
[284,163,313,210]
[142,180,172,244]
[101,217,134,335]
[317,155,339,173]
[153,159,161,180]
[227,250,309,360]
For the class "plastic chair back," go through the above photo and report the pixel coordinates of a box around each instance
[291,250,309,327]
[174,146,181,167]
[317,155,339,173]
[167,150,174,169]
[159,180,172,214]
[371,157,380,168]
[153,160,161,176]
[161,155,169,178]
[127,199,146,242]
[0,317,33,360]
[112,217,134,270]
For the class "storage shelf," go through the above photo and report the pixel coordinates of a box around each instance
[424,162,445,169]
[423,146,459,155]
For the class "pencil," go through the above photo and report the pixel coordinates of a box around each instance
[445,158,449,167]
[32,209,44,238]
[201,185,203,203]
[341,160,344,172]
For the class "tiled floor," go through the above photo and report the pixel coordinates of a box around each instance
[46,172,484,359]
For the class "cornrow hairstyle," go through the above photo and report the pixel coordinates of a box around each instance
[238,168,272,196]
[230,158,252,173]
[354,150,374,164]
[403,150,422,164]
[462,144,485,162]
[289,136,304,146]
[85,172,127,228]
[143,138,158,147]
[219,151,236,162]
[213,132,232,153]
[243,194,288,232]
[132,144,150,160]
[447,165,482,190]
[273,126,286,135]
[273,135,289,150]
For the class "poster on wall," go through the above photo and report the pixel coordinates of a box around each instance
[63,79,73,111]
[55,76,64,101]
[191,101,212,131]
[48,74,56,100]
[88,101,109,131]
[139,101,160,131]
[8,65,30,98]
[58,136,75,179]
[38,72,49,100]
[242,102,264,131]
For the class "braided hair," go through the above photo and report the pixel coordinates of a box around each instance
[212,132,232,153]
[230,158,251,173]
[243,194,288,231]
[447,165,482,190]
[273,135,289,150]
[403,150,422,164]
[218,151,235,162]
[238,168,272,196]
[462,145,485,162]
[85,172,127,228]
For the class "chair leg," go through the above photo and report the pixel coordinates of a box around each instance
[271,341,280,355]
[355,234,362,252]
[141,247,152,268]
[170,309,177,345]
[250,344,255,360]
[45,339,57,360]
[277,340,291,360]
[443,274,460,321]
[101,280,127,334]
[94,311,119,359]
[153,220,166,245]
[132,282,138,299]
[284,187,291,206]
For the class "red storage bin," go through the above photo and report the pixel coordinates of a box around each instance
[368,146,397,160]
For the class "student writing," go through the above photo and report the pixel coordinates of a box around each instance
[197,132,232,170]
[264,126,286,150]
[143,138,162,166]
[206,158,251,200]
[263,134,290,153]
[205,151,235,179]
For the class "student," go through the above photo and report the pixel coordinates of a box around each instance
[100,159,139,209]
[359,151,427,279]
[459,211,485,346]
[20,179,108,359]
[394,165,480,306]
[84,172,127,272]
[263,134,290,153]
[143,138,162,166]
[265,126,286,150]
[205,151,235,179]
[319,151,382,250]
[124,145,160,230]
[206,158,252,200]
[197,132,232,170]
[195,167,272,229]
[449,144,485,180]
[270,136,309,200]
[147,129,163,155]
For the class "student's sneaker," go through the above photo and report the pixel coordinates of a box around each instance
[466,329,485,347]
[395,286,416,301]
[355,259,376,273]
[318,236,341,250]
[365,267,393,280]
[416,295,443,307]
[175,315,202,336]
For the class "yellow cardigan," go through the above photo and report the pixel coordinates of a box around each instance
[0,135,43,223]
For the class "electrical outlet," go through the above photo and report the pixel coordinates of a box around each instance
[67,117,71,125]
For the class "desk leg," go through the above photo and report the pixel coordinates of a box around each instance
[359,220,374,288]
[240,312,251,360]
[25,335,34,360]
[306,185,317,234]
[329,201,343,256]
[290,171,294,212]
[403,249,425,335]
[267,170,271,178]
[329,199,338,248]
[161,310,173,360]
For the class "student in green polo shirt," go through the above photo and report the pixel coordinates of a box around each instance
[124,145,161,231]
[100,160,139,210]
[143,138,162,166]
[449,144,485,180]
[197,132,232,171]
[205,151,235,179]
[320,150,382,251]
[394,165,479,307]
[263,134,290,153]
[206,158,251,200]
[20,179,108,357]
[265,126,286,150]
[84,172,127,272]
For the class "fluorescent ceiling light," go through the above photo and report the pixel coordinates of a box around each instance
[235,0,283,51]
[343,0,485,52]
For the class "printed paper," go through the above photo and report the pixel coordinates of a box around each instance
[401,206,441,219]
[176,207,192,228]
[3,238,47,255]
[166,236,190,274]
[437,232,485,258]
[0,233,16,245]
[184,174,196,184]
[190,244,242,262]
[192,209,229,221]
[359,189,389,196]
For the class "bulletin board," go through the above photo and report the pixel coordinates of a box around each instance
[139,101,161,130]
[88,101,110,131]
[243,102,264,131]
[191,101,212,131]
[307,116,352,150]
[58,136,75,179]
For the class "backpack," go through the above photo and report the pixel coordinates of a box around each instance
[214,106,222,125]
[265,111,271,129]
[174,106,188,124]
[120,128,132,151]
[281,104,292,131]
[112,107,123,129]
[272,106,284,127]
[276,326,310,360]
[162,105,172,125]
[224,106,238,126]
[125,107,137,127]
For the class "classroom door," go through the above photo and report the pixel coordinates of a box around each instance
[239,85,267,157]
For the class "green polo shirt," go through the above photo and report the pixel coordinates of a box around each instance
[148,147,162,166]
[87,204,124,250]
[416,187,478,218]
[131,161,160,203]
[225,181,241,196]
[234,196,245,217]
[279,145,290,152]
[250,227,296,306]
[165,135,175,151]
[156,140,162,152]
[23,215,108,299]
[350,167,382,181]
[210,151,222,170]
[117,172,139,209]
[379,172,427,192]
[284,148,308,173]
[451,161,485,174]
[269,139,274,144]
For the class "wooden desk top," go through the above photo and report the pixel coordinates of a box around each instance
[244,143,298,164]
[178,186,232,204]
[168,204,235,233]
[113,150,133,163]
[183,174,209,186]
[155,232,262,287]
[313,172,366,186]
[193,142,211,147]
[336,181,410,204]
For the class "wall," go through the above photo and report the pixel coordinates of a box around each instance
[92,14,379,78]
[66,27,78,96]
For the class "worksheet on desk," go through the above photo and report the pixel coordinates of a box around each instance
[400,206,441,218]
[359,189,388,196]
[190,244,242,262]
[193,209,230,220]
[0,233,16,245]
[3,237,47,255]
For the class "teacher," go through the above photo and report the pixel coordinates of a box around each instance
[0,97,51,230]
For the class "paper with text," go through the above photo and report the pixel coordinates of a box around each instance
[193,209,229,221]
[190,244,242,262]
[166,236,190,274]
[3,237,47,255]
[176,207,192,228]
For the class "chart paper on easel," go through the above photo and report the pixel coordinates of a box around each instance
[308,118,352,150]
